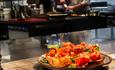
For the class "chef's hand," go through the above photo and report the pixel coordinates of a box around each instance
[66,6,76,10]
[60,0,65,4]
[66,0,88,10]
[81,0,88,5]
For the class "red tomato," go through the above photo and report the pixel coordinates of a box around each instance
[73,48,83,54]
[62,42,75,48]
[57,48,66,57]
[62,42,71,46]
[58,52,67,57]
[76,57,91,67]
[47,49,57,57]
[65,47,72,54]
[70,52,76,57]
[80,42,87,46]
[89,52,100,61]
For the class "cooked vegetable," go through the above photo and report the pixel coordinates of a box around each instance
[40,57,49,64]
[40,42,103,68]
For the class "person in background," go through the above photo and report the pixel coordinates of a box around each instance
[39,0,52,13]
[58,0,89,14]
[58,0,90,44]
[27,0,52,13]
[54,0,69,13]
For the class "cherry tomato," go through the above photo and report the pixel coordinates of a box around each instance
[80,42,87,46]
[89,52,101,61]
[73,48,83,54]
[76,57,90,67]
[58,52,67,57]
[47,48,57,57]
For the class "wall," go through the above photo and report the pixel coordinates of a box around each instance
[90,0,115,5]
[3,0,115,8]
[2,0,28,8]
[90,0,107,2]
[108,0,115,5]
[0,2,3,8]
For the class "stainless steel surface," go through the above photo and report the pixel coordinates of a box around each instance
[9,30,29,39]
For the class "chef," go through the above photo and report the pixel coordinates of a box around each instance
[58,0,89,14]
[27,0,52,13]
[58,0,90,44]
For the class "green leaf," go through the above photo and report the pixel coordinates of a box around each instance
[47,44,60,49]
[40,58,49,64]
[71,58,75,62]
[95,46,100,51]
[68,64,77,68]
[85,48,92,52]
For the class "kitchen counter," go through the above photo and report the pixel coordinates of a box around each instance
[1,56,115,70]
[1,57,39,70]
[0,16,107,36]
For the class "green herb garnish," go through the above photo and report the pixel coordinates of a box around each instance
[71,58,75,62]
[85,48,92,52]
[95,46,100,51]
[40,57,49,64]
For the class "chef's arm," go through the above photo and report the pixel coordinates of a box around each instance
[74,0,88,9]
[59,0,65,4]
[66,0,89,10]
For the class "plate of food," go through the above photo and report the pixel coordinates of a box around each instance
[36,42,112,70]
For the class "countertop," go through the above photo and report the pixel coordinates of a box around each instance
[2,57,39,70]
[0,16,107,36]
[1,56,115,70]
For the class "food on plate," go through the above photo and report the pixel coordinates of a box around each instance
[39,42,103,68]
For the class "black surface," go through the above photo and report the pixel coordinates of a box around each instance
[100,11,115,16]
[90,2,107,7]
[28,16,107,36]
[0,23,9,40]
[0,16,108,37]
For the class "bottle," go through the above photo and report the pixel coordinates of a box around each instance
[10,3,16,18]
[39,4,44,14]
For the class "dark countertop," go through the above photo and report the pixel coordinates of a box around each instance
[0,16,108,36]
[0,16,108,41]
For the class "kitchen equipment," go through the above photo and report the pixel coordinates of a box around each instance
[48,14,67,20]
[3,8,11,21]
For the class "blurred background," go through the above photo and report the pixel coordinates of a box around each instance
[1,0,115,63]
